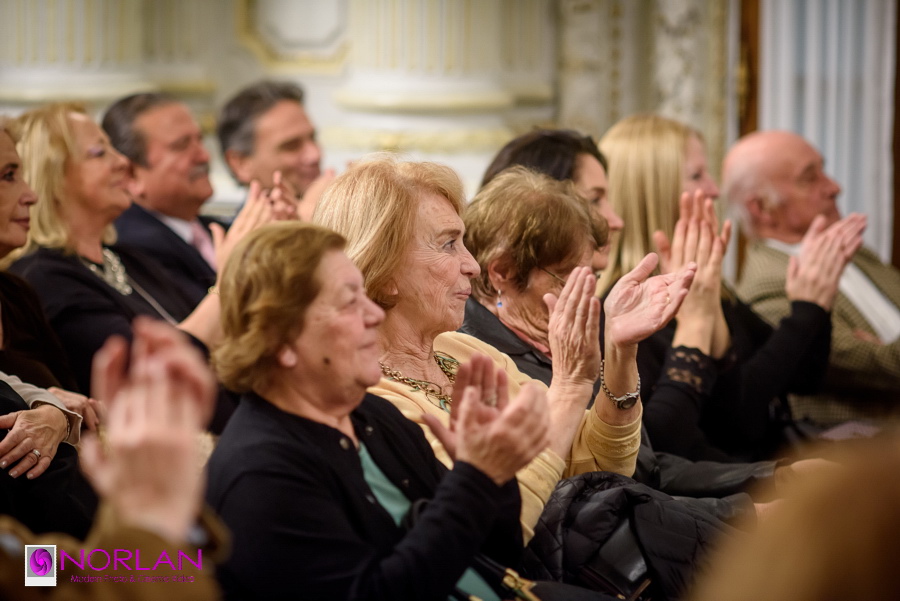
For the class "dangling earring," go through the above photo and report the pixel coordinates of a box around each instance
[496,289,503,308]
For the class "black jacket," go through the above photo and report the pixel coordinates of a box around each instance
[459,298,779,523]
[114,203,219,309]
[10,246,197,393]
[523,471,736,601]
[206,392,523,601]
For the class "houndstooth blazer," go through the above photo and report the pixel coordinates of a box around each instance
[737,242,900,425]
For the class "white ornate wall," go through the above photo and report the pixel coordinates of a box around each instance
[556,0,737,181]
[0,0,735,210]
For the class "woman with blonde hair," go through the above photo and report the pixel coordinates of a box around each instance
[598,114,865,461]
[313,154,694,544]
[8,103,272,395]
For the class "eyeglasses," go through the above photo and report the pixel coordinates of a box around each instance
[539,267,567,286]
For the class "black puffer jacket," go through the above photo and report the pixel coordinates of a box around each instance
[523,472,737,601]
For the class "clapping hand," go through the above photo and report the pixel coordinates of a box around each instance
[787,213,866,310]
[604,253,696,347]
[425,354,549,486]
[82,318,215,543]
[543,267,602,387]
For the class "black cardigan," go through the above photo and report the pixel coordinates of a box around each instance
[206,392,523,601]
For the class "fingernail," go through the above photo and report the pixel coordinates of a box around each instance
[0,461,6,468]
[26,473,33,479]
[9,471,17,478]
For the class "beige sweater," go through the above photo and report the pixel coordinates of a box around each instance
[370,331,642,543]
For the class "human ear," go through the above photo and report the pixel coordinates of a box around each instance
[486,257,515,291]
[125,163,145,199]
[225,149,254,185]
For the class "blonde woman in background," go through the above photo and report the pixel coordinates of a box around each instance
[8,103,274,397]
[598,114,864,462]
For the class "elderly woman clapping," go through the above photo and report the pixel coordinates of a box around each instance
[206,222,550,601]
[314,156,695,542]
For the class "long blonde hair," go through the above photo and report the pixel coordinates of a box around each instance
[14,103,116,256]
[597,114,697,295]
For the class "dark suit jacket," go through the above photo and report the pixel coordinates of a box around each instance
[114,203,219,308]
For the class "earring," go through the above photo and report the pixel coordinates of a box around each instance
[496,289,503,308]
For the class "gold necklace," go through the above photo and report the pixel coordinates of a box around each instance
[380,351,459,413]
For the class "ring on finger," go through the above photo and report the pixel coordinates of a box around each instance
[31,449,41,459]
[483,396,497,408]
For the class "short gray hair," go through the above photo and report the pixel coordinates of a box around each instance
[216,80,305,164]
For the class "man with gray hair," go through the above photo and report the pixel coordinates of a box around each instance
[217,80,333,221]
[725,130,900,425]
[103,93,220,308]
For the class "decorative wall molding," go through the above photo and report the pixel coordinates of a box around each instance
[235,0,350,74]
[322,125,514,154]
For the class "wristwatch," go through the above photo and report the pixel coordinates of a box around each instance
[599,360,641,410]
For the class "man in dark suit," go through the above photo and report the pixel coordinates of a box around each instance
[102,94,219,308]
[217,80,334,222]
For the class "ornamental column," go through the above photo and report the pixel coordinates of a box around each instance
[0,0,154,113]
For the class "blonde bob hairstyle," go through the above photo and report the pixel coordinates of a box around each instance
[464,166,607,303]
[15,103,117,255]
[213,221,345,394]
[312,154,465,310]
[597,114,700,295]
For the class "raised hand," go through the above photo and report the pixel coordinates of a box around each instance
[424,354,508,460]
[604,253,696,347]
[787,213,866,310]
[82,321,215,543]
[543,266,602,387]
[210,179,275,270]
[430,376,549,487]
[267,170,301,221]
[93,317,217,428]
[654,190,731,275]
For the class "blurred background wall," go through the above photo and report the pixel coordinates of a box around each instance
[0,0,896,269]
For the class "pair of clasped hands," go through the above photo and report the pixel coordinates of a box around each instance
[656,190,865,358]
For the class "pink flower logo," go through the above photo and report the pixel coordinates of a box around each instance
[29,548,52,576]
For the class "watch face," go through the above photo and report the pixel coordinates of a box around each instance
[615,396,638,410]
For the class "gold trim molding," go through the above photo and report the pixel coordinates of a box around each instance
[235,0,349,74]
[333,89,515,113]
[322,126,514,154]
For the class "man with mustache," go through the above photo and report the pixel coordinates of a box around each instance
[217,80,333,222]
[102,93,221,308]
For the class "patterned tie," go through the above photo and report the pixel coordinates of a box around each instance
[190,220,217,270]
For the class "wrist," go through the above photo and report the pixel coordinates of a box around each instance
[34,403,70,442]
[598,359,640,409]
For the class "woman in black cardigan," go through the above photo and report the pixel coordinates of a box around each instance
[206,222,552,601]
